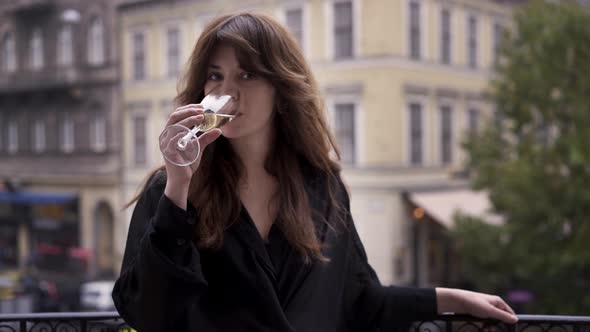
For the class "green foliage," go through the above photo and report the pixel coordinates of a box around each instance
[456,0,590,315]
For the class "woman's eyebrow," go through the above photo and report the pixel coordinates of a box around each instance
[208,64,245,71]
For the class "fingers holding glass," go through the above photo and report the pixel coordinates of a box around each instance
[159,124,201,166]
[159,94,234,167]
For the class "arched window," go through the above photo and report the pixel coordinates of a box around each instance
[1,32,16,72]
[90,112,106,152]
[57,25,73,66]
[88,17,105,65]
[30,28,44,70]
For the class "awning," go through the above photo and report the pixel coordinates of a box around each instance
[406,188,503,228]
[0,192,77,204]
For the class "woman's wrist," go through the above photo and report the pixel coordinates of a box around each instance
[435,287,467,314]
[164,179,190,210]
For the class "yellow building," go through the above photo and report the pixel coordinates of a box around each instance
[117,0,516,287]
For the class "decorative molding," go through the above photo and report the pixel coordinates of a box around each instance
[404,84,430,96]
[324,82,364,96]
[435,88,460,99]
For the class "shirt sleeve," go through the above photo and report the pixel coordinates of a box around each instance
[112,172,208,332]
[338,176,438,330]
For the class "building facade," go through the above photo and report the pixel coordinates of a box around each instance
[0,0,122,284]
[117,0,516,287]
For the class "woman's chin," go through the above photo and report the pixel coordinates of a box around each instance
[220,128,240,139]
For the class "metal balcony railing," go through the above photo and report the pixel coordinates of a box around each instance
[412,314,590,332]
[0,312,588,332]
[0,312,132,332]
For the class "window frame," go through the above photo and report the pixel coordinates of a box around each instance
[57,25,74,67]
[33,119,46,153]
[438,103,454,165]
[60,113,75,153]
[440,7,452,65]
[90,112,107,152]
[403,95,428,166]
[326,93,363,166]
[1,31,17,73]
[30,28,44,70]
[88,16,106,66]
[162,20,182,79]
[8,119,18,154]
[130,29,147,81]
[279,3,309,58]
[325,0,361,61]
[131,112,149,167]
[466,13,479,69]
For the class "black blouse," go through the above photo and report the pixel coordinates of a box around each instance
[112,168,438,332]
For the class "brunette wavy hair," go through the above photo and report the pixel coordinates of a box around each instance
[128,12,345,263]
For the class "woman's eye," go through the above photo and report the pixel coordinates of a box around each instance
[241,72,257,80]
[207,73,222,81]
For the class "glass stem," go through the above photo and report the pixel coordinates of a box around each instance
[177,125,202,151]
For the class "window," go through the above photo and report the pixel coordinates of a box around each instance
[8,120,18,154]
[91,113,106,152]
[61,114,74,153]
[441,8,451,64]
[334,103,356,164]
[493,22,504,65]
[333,1,353,59]
[440,105,453,164]
[1,32,16,72]
[133,114,147,166]
[166,26,181,78]
[88,17,105,65]
[285,8,303,48]
[57,25,73,66]
[409,1,421,60]
[30,28,44,70]
[33,120,46,153]
[132,32,145,81]
[409,103,423,165]
[468,108,480,135]
[467,15,478,69]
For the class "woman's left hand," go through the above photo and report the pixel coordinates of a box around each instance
[436,288,518,324]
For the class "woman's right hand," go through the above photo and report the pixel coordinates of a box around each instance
[161,104,222,208]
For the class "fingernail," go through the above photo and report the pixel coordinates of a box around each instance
[196,115,204,120]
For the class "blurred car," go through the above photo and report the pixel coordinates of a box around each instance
[79,280,115,311]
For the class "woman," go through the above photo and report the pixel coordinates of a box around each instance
[112,12,517,332]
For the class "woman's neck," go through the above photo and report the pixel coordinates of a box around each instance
[229,128,275,180]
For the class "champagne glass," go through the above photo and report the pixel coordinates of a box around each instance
[159,94,235,166]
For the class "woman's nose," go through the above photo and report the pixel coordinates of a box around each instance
[219,78,239,101]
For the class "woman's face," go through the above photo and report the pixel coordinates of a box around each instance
[203,44,276,141]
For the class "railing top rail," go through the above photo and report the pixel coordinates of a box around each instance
[0,312,589,324]
[516,315,590,323]
[0,311,122,321]
[435,314,590,323]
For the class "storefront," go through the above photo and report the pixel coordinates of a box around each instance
[402,187,502,288]
[0,191,80,271]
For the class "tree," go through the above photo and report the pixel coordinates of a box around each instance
[455,0,590,315]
